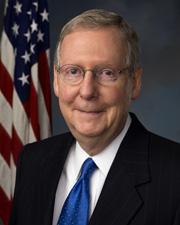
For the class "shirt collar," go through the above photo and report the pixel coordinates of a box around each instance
[92,114,131,176]
[66,114,131,182]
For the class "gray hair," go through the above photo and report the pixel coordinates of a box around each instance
[54,9,140,71]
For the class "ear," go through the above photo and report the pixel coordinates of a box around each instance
[53,65,59,97]
[131,66,143,100]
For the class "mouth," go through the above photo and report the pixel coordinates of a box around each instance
[74,109,104,117]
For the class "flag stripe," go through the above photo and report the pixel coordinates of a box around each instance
[38,51,52,119]
[12,89,36,145]
[0,61,13,106]
[0,91,12,137]
[0,32,15,81]
[0,187,11,225]
[0,154,11,199]
[11,128,23,165]
[0,124,11,163]
[10,154,16,197]
[29,81,41,140]
[38,88,51,138]
[31,63,51,138]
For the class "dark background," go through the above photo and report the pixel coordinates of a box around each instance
[0,0,180,143]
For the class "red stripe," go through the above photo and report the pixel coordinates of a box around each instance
[12,127,23,165]
[0,60,13,106]
[0,124,11,164]
[0,187,12,225]
[29,81,40,140]
[23,81,40,141]
[38,52,52,123]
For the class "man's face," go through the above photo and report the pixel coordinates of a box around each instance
[54,27,142,150]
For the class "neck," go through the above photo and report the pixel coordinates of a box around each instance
[73,124,126,156]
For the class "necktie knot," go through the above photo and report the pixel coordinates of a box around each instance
[80,158,97,180]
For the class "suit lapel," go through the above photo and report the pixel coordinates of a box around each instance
[36,133,75,225]
[89,114,151,225]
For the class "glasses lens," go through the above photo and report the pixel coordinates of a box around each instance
[61,65,83,84]
[96,68,117,82]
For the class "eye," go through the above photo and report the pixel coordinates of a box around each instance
[65,66,81,76]
[102,69,114,76]
[98,68,117,80]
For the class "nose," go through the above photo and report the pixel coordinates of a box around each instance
[79,71,98,100]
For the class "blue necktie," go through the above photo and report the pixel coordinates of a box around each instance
[57,158,97,225]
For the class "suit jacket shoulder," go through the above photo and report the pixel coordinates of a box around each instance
[9,132,74,225]
[18,132,74,176]
[89,114,180,225]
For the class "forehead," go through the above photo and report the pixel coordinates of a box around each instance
[60,26,125,47]
[59,27,127,66]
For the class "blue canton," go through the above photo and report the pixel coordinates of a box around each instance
[4,0,49,102]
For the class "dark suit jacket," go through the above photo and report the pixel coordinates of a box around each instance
[9,114,180,225]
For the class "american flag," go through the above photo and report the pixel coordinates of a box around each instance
[0,0,52,224]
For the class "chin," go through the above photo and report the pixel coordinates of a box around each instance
[72,125,106,138]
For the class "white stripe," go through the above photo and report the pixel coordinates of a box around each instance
[0,31,15,81]
[31,63,51,139]
[0,91,12,137]
[0,154,11,199]
[29,125,37,143]
[4,0,9,15]
[31,64,38,92]
[46,49,50,67]
[12,89,36,145]
[10,154,16,197]
[38,89,51,139]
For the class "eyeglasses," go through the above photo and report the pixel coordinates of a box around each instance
[55,64,131,85]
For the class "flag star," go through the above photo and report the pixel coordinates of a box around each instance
[30,44,36,54]
[14,1,22,15]
[30,19,38,33]
[18,73,29,86]
[21,51,30,63]
[33,2,38,11]
[40,9,49,22]
[24,29,31,42]
[37,30,44,42]
[12,23,19,37]
[27,10,32,17]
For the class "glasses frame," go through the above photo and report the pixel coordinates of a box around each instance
[55,64,132,85]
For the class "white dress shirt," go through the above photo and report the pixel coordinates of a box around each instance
[52,115,131,225]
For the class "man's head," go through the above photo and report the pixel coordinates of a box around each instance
[54,9,140,72]
[54,9,142,154]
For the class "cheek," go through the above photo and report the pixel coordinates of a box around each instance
[56,83,78,120]
[58,83,77,106]
[105,82,133,118]
[107,84,132,107]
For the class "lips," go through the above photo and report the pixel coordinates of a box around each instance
[74,109,104,117]
[78,109,102,113]
[74,107,105,113]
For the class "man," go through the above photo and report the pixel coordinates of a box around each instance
[9,9,180,225]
